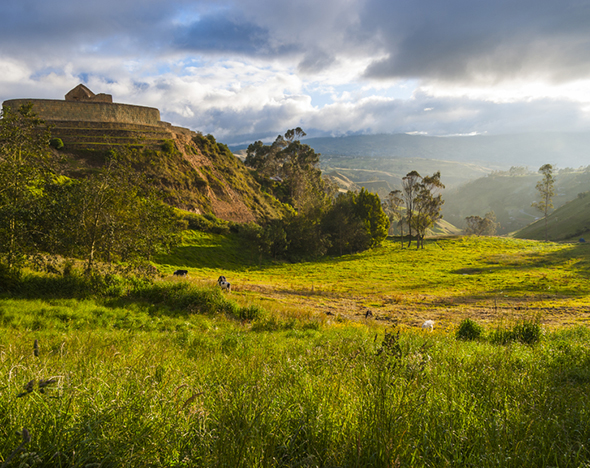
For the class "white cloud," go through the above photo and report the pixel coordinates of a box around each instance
[2,0,590,144]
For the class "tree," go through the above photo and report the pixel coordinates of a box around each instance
[411,172,445,249]
[245,128,328,214]
[383,189,405,247]
[465,211,499,236]
[322,191,371,255]
[37,154,183,271]
[401,171,421,248]
[0,103,52,267]
[532,164,555,242]
[355,188,389,248]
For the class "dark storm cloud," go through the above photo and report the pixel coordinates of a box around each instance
[297,49,337,74]
[360,0,590,83]
[0,1,166,57]
[3,0,590,84]
[2,0,590,141]
[175,15,269,54]
[173,12,300,57]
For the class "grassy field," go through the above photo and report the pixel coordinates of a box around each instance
[2,234,590,467]
[158,232,590,328]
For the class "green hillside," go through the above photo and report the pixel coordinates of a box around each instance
[4,234,590,466]
[58,131,285,223]
[321,156,496,194]
[514,192,590,241]
[443,167,590,234]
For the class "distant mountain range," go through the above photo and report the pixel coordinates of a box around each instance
[297,132,590,169]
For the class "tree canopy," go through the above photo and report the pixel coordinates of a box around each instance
[245,128,327,214]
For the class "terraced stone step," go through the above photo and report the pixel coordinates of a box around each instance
[52,127,172,140]
[49,120,174,132]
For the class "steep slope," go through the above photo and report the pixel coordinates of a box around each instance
[513,192,590,241]
[58,129,285,223]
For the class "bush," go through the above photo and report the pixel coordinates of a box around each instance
[161,139,176,154]
[456,318,484,341]
[512,319,543,345]
[49,137,64,150]
[489,317,543,345]
[0,263,22,293]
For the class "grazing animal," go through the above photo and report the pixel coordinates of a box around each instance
[173,270,188,277]
[218,276,231,292]
[365,309,373,319]
[422,320,435,331]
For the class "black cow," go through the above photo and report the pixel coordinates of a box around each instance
[173,270,188,276]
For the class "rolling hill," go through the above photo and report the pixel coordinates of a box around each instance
[514,191,590,241]
[443,168,590,235]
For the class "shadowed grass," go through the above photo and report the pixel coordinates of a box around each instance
[3,324,590,467]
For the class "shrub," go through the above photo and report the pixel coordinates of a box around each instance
[182,212,230,235]
[512,319,543,345]
[456,318,484,341]
[161,139,176,154]
[489,317,543,345]
[0,263,22,293]
[49,137,64,150]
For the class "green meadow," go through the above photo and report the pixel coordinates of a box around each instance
[2,234,590,467]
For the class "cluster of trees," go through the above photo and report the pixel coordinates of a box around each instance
[245,129,389,260]
[464,212,499,236]
[383,171,445,249]
[0,103,184,271]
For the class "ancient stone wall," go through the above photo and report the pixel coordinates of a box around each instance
[3,99,161,127]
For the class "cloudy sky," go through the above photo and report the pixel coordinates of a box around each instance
[2,0,590,144]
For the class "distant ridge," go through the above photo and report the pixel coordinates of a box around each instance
[291,132,590,169]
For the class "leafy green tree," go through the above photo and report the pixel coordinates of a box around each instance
[0,103,52,267]
[383,189,405,247]
[245,128,328,214]
[532,164,555,242]
[258,218,289,259]
[465,211,499,236]
[401,171,421,248]
[322,191,371,255]
[37,155,183,271]
[283,210,329,261]
[355,188,389,248]
[411,172,445,249]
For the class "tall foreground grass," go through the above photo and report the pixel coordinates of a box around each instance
[2,301,590,467]
[2,235,590,467]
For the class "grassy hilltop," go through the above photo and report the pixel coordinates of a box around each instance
[3,234,590,466]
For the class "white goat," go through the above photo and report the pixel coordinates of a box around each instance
[422,320,435,331]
